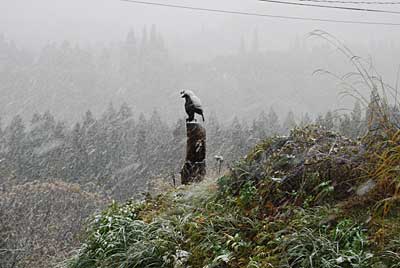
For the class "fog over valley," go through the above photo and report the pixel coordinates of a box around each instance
[1,0,400,124]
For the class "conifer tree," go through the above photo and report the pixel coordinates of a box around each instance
[323,111,335,130]
[282,110,297,134]
[267,107,280,136]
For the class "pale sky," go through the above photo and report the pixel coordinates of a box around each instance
[1,0,400,54]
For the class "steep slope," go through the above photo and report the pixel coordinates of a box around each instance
[66,126,400,268]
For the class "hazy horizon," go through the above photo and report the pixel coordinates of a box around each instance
[1,0,400,124]
[2,0,400,52]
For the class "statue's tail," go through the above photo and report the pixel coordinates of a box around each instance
[202,113,205,122]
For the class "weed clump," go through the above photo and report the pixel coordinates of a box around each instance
[220,125,364,216]
[282,219,371,268]
[68,200,184,268]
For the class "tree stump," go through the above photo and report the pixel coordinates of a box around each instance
[181,122,206,184]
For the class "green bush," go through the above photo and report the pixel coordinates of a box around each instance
[68,200,183,268]
[282,219,372,268]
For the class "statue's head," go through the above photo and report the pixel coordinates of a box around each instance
[180,90,194,98]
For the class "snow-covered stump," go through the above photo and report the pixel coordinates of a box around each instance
[181,122,206,184]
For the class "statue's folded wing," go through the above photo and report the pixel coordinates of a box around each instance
[190,95,202,109]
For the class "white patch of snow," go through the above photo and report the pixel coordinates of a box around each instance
[356,179,376,196]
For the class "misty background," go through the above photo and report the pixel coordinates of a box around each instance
[1,0,400,124]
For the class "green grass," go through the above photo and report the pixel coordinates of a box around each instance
[68,200,183,268]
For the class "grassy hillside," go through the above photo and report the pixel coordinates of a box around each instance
[65,124,400,268]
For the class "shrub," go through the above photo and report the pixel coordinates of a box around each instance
[282,219,372,268]
[68,200,183,268]
[220,125,363,217]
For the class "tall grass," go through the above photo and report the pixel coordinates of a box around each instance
[282,219,371,268]
[67,200,183,268]
[310,30,400,216]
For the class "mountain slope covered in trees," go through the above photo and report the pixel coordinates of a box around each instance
[1,27,392,124]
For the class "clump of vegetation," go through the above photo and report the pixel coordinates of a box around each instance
[68,200,184,268]
[220,125,363,217]
[364,128,400,217]
[282,218,371,268]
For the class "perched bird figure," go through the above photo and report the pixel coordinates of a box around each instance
[181,90,205,122]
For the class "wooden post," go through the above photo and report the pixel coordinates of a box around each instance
[181,122,206,184]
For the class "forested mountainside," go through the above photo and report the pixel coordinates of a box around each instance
[1,28,398,124]
[0,100,365,201]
